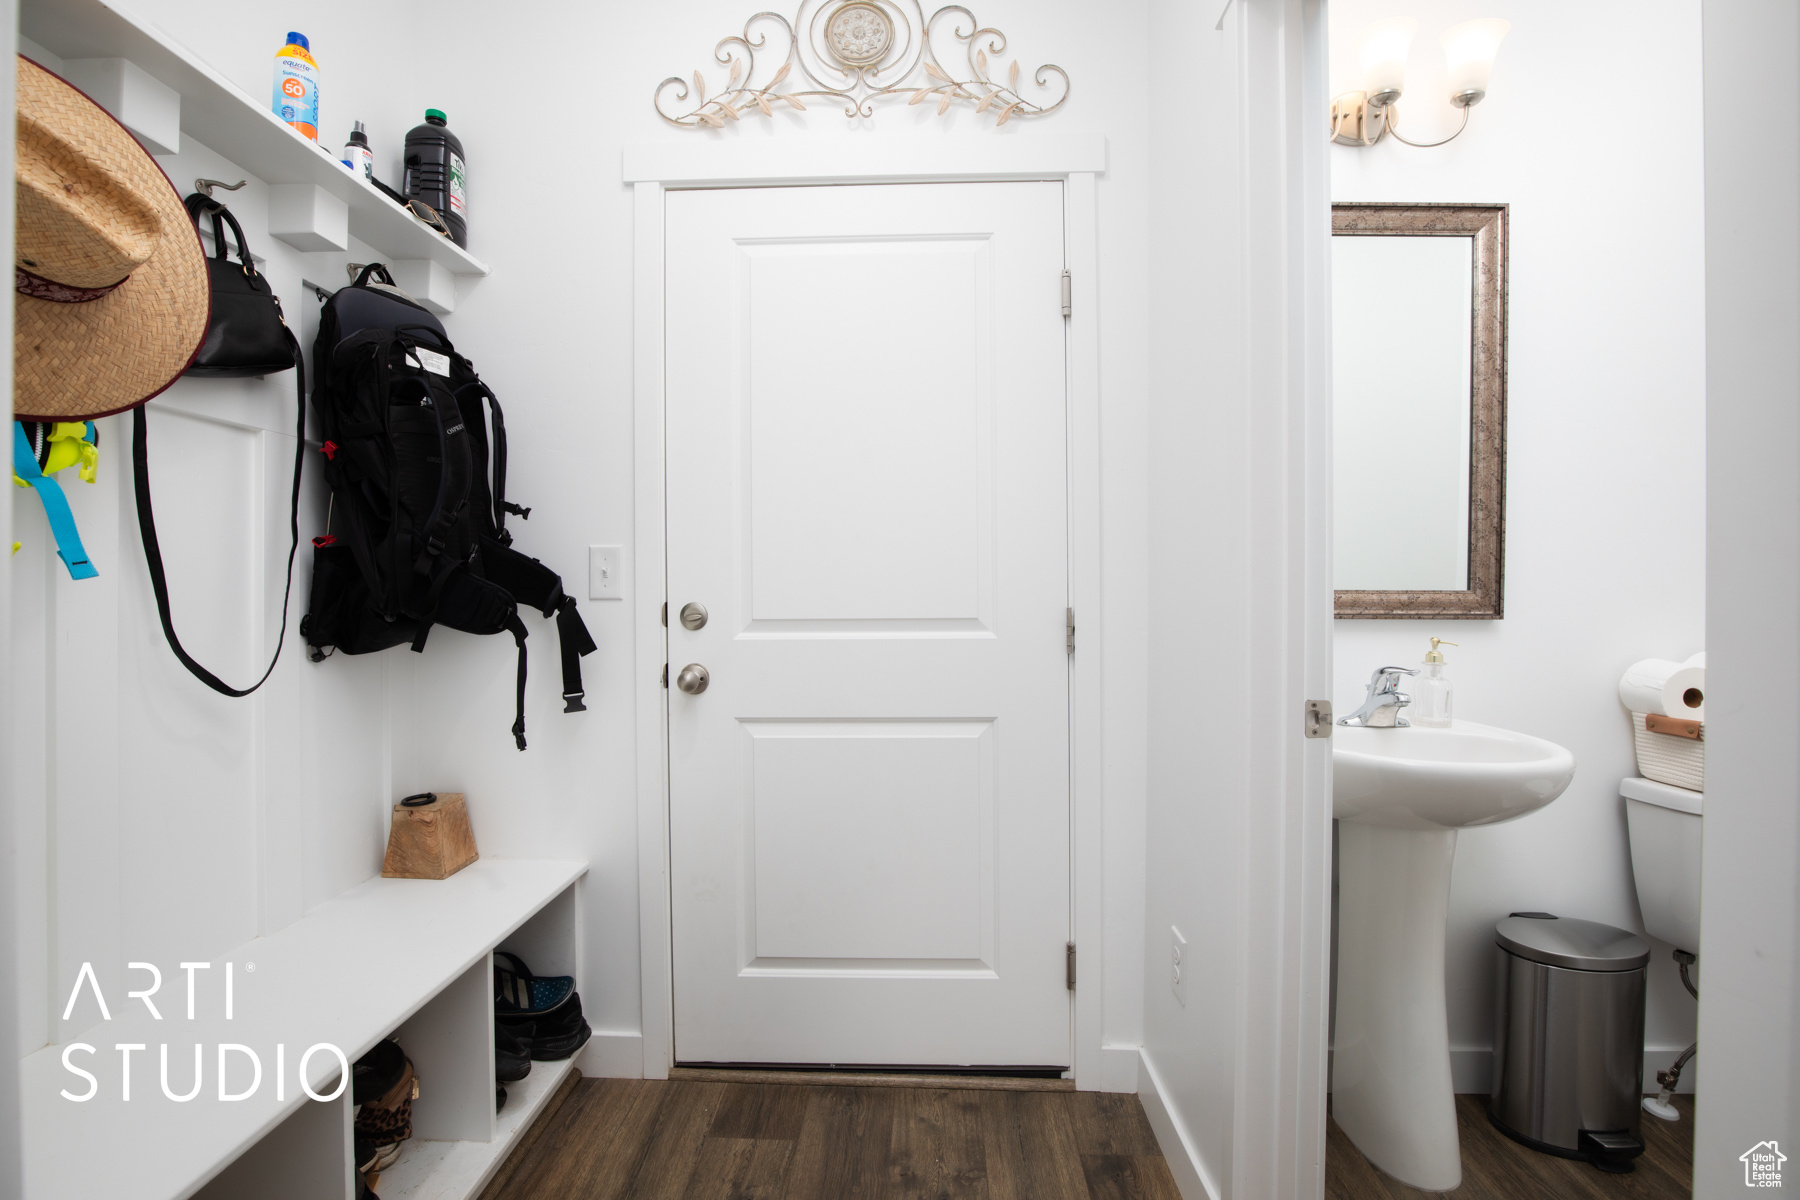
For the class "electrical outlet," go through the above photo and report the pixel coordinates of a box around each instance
[588,545,623,600]
[1171,925,1187,1007]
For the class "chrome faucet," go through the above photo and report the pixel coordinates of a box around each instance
[1339,665,1419,727]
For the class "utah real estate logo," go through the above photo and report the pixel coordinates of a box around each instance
[1741,1140,1786,1188]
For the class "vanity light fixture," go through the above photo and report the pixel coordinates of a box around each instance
[1331,17,1509,148]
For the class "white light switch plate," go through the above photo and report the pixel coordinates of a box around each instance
[588,545,623,600]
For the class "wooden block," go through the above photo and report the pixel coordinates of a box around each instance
[382,793,479,880]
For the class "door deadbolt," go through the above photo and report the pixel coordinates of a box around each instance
[676,663,710,694]
[679,602,709,631]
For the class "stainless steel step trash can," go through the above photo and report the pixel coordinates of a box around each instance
[1489,913,1651,1173]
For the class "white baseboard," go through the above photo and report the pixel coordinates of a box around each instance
[574,1030,644,1078]
[1447,1044,1696,1095]
[1097,1044,1142,1093]
[1136,1048,1223,1200]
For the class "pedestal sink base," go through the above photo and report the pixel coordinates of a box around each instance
[1333,822,1462,1191]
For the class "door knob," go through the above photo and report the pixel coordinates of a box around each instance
[676,663,710,695]
[679,602,709,631]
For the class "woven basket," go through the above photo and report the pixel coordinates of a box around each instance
[1632,712,1704,792]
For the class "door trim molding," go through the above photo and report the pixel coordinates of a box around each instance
[623,134,1107,188]
[630,139,1109,1087]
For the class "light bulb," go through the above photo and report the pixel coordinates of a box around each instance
[1358,18,1417,107]
[1441,19,1510,107]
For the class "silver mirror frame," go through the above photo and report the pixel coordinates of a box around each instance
[1333,202,1508,620]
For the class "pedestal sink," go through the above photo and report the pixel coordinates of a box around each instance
[1332,721,1576,1191]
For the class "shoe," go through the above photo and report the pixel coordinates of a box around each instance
[352,1040,407,1107]
[494,951,591,1061]
[494,952,575,1017]
[496,1019,534,1083]
[497,1084,508,1113]
[522,998,592,1061]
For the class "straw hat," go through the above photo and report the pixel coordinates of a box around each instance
[13,55,208,421]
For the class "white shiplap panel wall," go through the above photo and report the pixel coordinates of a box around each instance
[10,37,397,1058]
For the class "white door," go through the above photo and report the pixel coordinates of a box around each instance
[665,181,1070,1068]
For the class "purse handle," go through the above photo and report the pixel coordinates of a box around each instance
[184,193,256,272]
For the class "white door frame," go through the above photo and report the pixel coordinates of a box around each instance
[626,134,1109,1085]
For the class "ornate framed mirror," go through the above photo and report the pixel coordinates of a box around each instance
[1332,202,1507,619]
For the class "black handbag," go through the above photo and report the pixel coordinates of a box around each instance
[129,193,306,698]
[182,193,295,376]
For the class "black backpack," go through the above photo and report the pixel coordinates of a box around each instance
[300,264,594,749]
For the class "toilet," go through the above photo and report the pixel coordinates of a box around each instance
[1623,776,1703,953]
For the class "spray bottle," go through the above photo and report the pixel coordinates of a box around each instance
[341,121,372,178]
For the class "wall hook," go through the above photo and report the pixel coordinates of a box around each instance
[194,178,247,198]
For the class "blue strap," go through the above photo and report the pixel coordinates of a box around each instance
[13,422,98,580]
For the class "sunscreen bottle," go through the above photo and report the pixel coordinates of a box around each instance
[272,32,320,141]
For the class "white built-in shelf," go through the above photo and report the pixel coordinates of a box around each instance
[377,1057,578,1199]
[19,0,490,278]
[20,858,586,1200]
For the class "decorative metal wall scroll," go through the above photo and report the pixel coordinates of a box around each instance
[656,2,1070,127]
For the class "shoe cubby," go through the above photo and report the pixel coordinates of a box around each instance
[192,1082,352,1200]
[359,877,585,1199]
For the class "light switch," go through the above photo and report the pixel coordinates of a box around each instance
[588,545,623,600]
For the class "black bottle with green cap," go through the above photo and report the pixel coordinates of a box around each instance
[403,108,467,247]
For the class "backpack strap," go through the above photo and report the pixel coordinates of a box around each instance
[478,537,597,713]
[455,379,527,542]
[554,595,598,713]
[12,422,98,580]
[506,613,529,750]
[397,349,474,624]
[352,262,398,288]
[132,326,306,696]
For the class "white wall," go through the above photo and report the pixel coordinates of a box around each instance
[10,35,395,1057]
[106,0,1154,1081]
[1141,1,1334,1197]
[1694,1,1800,1192]
[1327,0,1707,1091]
[1142,1,1249,1183]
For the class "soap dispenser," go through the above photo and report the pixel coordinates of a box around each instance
[1413,637,1458,727]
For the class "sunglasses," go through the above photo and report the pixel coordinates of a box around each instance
[365,172,454,240]
[404,198,453,239]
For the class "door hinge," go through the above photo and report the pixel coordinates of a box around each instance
[661,602,668,628]
[1066,607,1076,655]
[662,663,669,689]
[1066,942,1077,990]
[1305,699,1333,738]
[1060,269,1072,318]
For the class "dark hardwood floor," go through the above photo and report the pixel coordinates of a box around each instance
[476,1076,1690,1200]
[481,1075,1183,1200]
[1326,1095,1695,1200]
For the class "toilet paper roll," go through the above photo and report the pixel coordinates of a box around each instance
[1685,651,1706,669]
[1620,658,1707,722]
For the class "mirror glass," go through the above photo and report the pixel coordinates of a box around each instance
[1332,235,1472,591]
[1331,203,1506,619]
